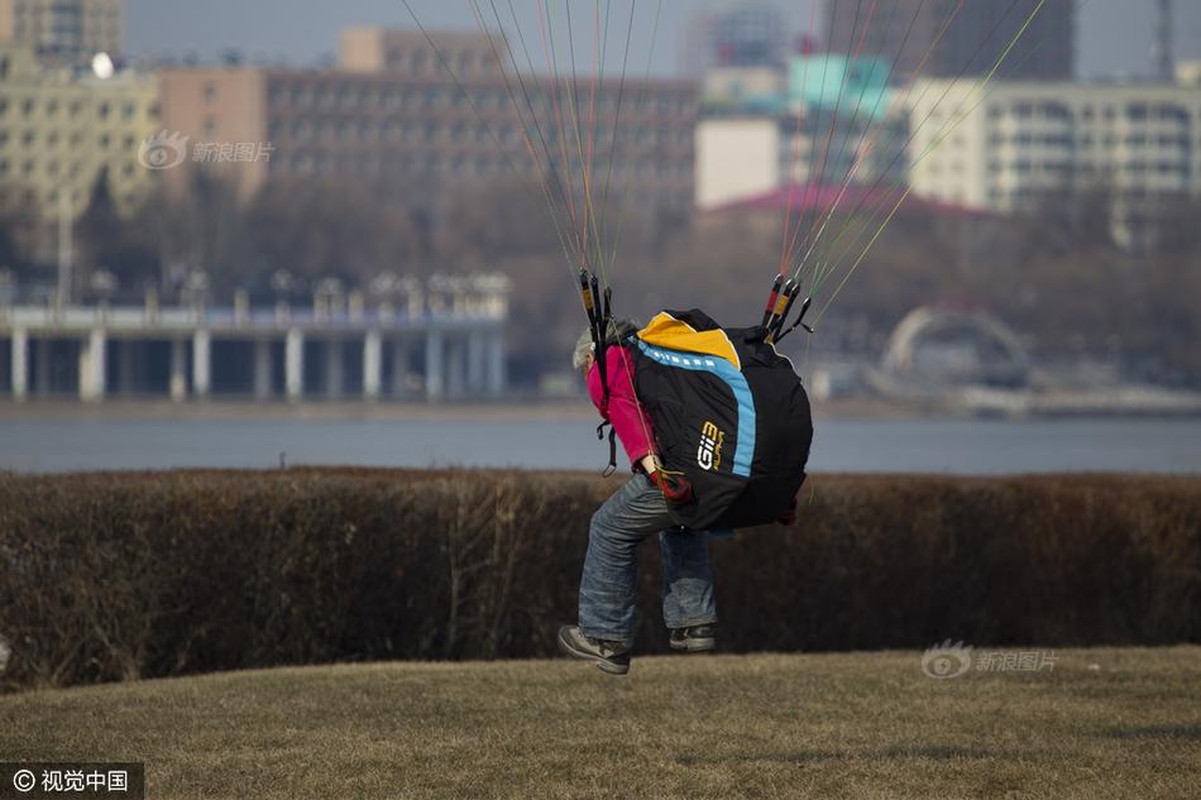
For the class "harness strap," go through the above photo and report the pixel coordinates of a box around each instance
[597,421,617,477]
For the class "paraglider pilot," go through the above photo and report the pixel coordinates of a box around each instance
[557,322,720,676]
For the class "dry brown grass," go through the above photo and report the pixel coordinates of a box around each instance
[4,647,1200,799]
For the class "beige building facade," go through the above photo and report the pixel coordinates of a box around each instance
[0,41,158,260]
[907,78,1201,248]
[0,0,122,66]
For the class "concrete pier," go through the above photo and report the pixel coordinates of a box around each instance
[425,330,444,402]
[285,328,304,403]
[363,329,382,401]
[192,330,211,399]
[79,328,106,401]
[10,327,27,401]
[169,339,187,402]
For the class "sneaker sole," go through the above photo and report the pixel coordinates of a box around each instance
[669,637,717,653]
[557,629,630,675]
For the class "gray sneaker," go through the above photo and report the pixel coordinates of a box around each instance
[557,625,631,675]
[669,624,717,653]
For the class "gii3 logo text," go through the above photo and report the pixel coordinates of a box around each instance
[697,421,725,471]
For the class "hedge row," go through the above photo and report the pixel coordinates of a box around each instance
[1,468,1199,691]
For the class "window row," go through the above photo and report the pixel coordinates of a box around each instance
[0,128,139,150]
[265,83,692,117]
[986,159,1188,175]
[0,97,157,121]
[267,117,691,148]
[988,102,1193,123]
[275,153,690,181]
[382,48,498,78]
[0,157,139,180]
[988,131,1199,148]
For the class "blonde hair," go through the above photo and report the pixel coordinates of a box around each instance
[571,318,641,371]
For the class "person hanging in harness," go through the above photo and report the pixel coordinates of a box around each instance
[557,292,814,676]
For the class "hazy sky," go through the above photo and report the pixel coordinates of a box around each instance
[124,1,1201,80]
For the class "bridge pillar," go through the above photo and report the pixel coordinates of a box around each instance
[10,327,27,401]
[79,328,107,402]
[169,338,187,402]
[363,329,382,401]
[285,328,304,403]
[192,330,211,399]
[425,330,444,402]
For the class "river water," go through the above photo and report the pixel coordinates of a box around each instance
[1,415,1199,475]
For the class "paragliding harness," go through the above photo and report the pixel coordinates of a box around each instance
[582,268,813,528]
[621,308,814,529]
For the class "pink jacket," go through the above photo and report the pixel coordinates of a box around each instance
[587,345,657,469]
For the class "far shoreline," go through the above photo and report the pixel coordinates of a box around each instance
[0,395,936,422]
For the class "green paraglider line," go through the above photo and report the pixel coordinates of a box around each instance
[785,0,922,286]
[797,0,1039,304]
[810,0,1051,329]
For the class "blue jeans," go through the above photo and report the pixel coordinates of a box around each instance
[578,475,718,645]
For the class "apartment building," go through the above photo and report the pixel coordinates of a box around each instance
[158,29,697,213]
[0,41,158,259]
[907,78,1201,248]
[0,0,122,66]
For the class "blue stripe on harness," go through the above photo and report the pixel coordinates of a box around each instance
[634,339,756,477]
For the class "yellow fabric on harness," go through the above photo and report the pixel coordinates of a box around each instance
[637,312,742,370]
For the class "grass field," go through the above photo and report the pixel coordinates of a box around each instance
[5,647,1200,799]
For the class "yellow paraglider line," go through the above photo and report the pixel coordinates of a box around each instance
[810,0,1051,329]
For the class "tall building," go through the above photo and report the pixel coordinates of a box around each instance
[826,0,1073,82]
[684,3,789,77]
[906,78,1201,250]
[0,41,158,260]
[158,29,697,213]
[0,0,123,67]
